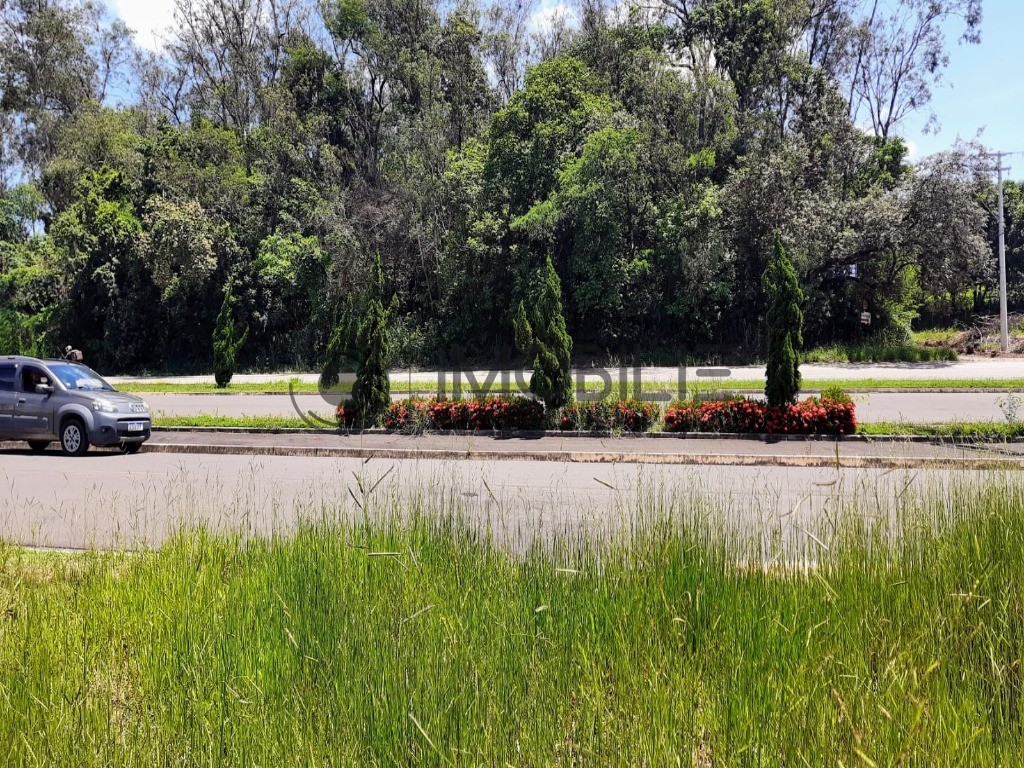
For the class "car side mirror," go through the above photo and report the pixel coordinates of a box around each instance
[36,384,53,396]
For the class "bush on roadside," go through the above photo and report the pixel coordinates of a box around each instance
[664,396,856,435]
[560,399,661,433]
[819,385,852,404]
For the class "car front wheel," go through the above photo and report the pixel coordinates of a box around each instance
[60,420,89,457]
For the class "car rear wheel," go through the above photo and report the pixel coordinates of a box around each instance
[60,419,89,457]
[120,442,142,455]
[27,440,49,453]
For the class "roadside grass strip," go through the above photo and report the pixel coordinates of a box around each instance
[1,480,1024,763]
[155,415,317,430]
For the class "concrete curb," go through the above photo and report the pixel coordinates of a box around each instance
[151,426,1024,445]
[137,441,1024,470]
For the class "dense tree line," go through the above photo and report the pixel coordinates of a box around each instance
[0,0,1015,372]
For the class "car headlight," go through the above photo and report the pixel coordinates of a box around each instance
[92,398,117,413]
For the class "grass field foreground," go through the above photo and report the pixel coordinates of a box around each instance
[1,482,1024,764]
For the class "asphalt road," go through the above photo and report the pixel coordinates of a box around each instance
[145,391,1016,423]
[0,447,1001,551]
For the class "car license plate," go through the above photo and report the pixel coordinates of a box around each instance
[127,422,145,433]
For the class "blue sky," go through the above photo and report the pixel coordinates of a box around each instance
[111,0,1023,176]
[900,0,1024,177]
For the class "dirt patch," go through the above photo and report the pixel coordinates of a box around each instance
[919,315,1024,357]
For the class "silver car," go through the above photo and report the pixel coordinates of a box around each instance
[0,356,152,456]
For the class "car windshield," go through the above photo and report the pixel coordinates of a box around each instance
[47,363,115,392]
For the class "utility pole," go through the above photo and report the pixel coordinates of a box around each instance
[992,151,1012,352]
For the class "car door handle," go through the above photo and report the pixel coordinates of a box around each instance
[17,398,26,404]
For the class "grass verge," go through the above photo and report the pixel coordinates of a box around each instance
[154,415,324,430]
[858,421,1024,439]
[1,483,1023,763]
[119,378,332,394]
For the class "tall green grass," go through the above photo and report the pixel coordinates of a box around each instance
[803,342,958,364]
[1,481,1023,764]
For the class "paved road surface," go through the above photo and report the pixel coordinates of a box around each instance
[0,443,1009,551]
[109,358,1024,388]
[145,391,1016,423]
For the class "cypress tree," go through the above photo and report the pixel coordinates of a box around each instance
[319,296,353,391]
[763,233,803,407]
[349,252,395,427]
[514,255,573,413]
[212,281,248,388]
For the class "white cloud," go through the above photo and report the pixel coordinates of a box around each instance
[904,139,919,160]
[529,2,576,32]
[111,0,176,51]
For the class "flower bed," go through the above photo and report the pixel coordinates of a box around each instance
[560,399,661,433]
[376,396,546,432]
[663,396,856,435]
[340,393,856,436]
[336,404,358,428]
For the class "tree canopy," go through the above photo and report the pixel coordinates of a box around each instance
[0,0,1009,371]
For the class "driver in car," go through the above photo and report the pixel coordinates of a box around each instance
[27,370,49,389]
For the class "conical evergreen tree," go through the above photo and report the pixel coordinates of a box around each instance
[350,252,395,427]
[212,281,248,388]
[514,255,573,413]
[763,233,803,407]
[320,295,354,391]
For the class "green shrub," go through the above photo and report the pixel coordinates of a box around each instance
[819,385,852,404]
[559,399,661,432]
[559,401,614,432]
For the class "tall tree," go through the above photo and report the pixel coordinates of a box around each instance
[850,0,982,138]
[49,167,154,368]
[903,145,992,314]
[167,0,310,130]
[480,0,534,103]
[0,0,133,174]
